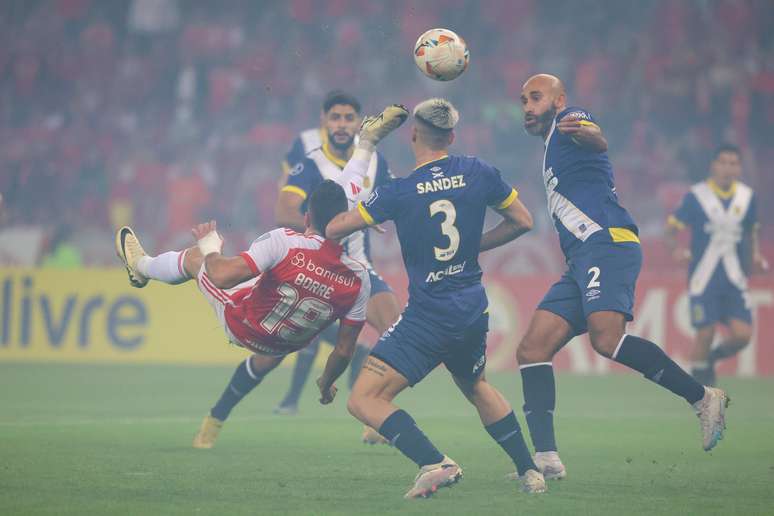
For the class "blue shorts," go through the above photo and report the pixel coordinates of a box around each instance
[371,311,489,386]
[690,284,751,329]
[368,269,392,297]
[538,240,642,336]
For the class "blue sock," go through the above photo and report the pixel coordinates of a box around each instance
[614,334,705,404]
[485,411,537,475]
[520,363,557,452]
[278,338,320,408]
[379,409,444,467]
[210,357,264,421]
[348,343,370,389]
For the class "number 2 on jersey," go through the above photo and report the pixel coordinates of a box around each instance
[260,283,333,342]
[429,199,460,262]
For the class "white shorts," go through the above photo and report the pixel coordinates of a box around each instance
[195,264,258,346]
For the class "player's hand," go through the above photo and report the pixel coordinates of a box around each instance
[753,253,770,274]
[316,377,337,405]
[192,220,224,255]
[672,248,691,265]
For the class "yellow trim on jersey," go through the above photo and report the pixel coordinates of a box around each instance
[707,179,737,200]
[414,155,449,171]
[495,188,519,210]
[609,227,640,243]
[280,185,308,200]
[667,215,686,230]
[577,120,599,129]
[357,201,376,226]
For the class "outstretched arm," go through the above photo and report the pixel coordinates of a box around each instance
[751,223,769,273]
[326,204,371,240]
[665,216,691,265]
[193,220,256,289]
[557,114,608,153]
[316,321,363,404]
[480,196,534,252]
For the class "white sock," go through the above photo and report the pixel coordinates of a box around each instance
[137,250,190,284]
[340,141,374,205]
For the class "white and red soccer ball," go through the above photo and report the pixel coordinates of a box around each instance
[413,28,469,82]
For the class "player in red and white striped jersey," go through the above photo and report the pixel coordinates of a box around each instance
[116,180,369,441]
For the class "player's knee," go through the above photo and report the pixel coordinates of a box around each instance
[588,329,622,358]
[346,393,365,421]
[517,338,549,365]
[730,326,753,346]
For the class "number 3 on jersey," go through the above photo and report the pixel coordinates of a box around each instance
[430,199,459,262]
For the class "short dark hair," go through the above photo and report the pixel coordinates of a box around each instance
[308,180,348,234]
[713,143,741,160]
[322,90,361,114]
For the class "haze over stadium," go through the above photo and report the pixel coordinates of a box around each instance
[0,1,772,514]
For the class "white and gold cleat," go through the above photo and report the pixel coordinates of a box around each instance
[507,451,566,481]
[693,386,730,451]
[359,104,409,145]
[404,455,462,499]
[192,415,223,449]
[361,425,389,445]
[115,226,148,288]
[518,469,547,493]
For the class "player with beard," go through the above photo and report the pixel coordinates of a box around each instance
[512,74,730,481]
[192,92,400,448]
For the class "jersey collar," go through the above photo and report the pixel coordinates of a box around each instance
[707,178,737,200]
[414,155,449,171]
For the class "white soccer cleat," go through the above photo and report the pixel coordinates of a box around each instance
[534,451,567,480]
[115,226,148,288]
[506,451,566,482]
[693,386,730,451]
[403,455,463,499]
[359,104,409,145]
[518,469,547,494]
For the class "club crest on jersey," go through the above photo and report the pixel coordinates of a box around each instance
[289,162,304,176]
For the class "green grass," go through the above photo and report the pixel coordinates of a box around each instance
[0,363,772,515]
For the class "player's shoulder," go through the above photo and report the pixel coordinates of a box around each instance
[288,154,322,179]
[449,154,497,177]
[269,228,324,249]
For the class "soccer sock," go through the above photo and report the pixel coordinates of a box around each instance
[708,341,747,363]
[485,411,538,475]
[278,339,320,408]
[210,357,264,421]
[613,334,705,404]
[348,343,370,389]
[520,363,557,452]
[378,409,444,467]
[136,250,189,284]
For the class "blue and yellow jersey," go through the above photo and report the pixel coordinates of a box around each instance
[281,138,391,265]
[281,128,321,177]
[542,106,638,257]
[358,155,517,329]
[669,180,757,281]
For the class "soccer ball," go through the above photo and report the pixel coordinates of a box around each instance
[413,28,469,82]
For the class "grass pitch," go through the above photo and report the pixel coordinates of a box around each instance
[0,363,772,515]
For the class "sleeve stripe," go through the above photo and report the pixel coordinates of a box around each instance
[667,215,686,230]
[280,185,308,200]
[495,188,518,210]
[341,318,365,327]
[239,252,260,275]
[357,201,376,226]
[577,120,600,129]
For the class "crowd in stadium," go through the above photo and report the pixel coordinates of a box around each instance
[0,0,772,265]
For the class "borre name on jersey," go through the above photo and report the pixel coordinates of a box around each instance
[220,228,369,356]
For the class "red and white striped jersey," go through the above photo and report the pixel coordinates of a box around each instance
[218,228,369,356]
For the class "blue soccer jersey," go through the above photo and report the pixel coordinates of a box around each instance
[670,180,757,297]
[358,155,518,330]
[543,106,638,256]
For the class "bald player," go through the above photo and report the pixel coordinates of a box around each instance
[514,74,730,480]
